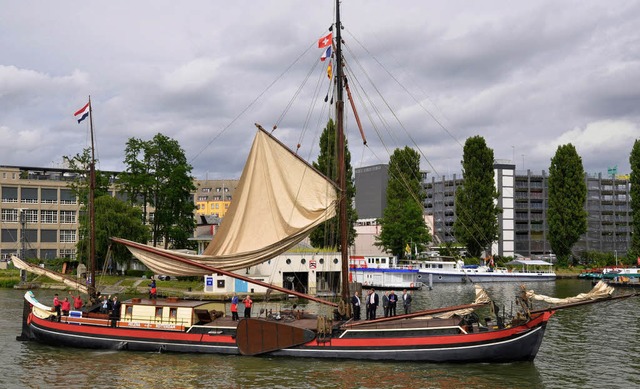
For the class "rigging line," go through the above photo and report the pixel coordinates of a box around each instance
[189,40,317,165]
[342,43,441,181]
[276,51,323,134]
[342,58,425,207]
[345,29,463,151]
[341,43,496,252]
[297,56,330,153]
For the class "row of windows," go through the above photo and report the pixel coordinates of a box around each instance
[200,187,230,193]
[1,210,77,224]
[0,228,76,243]
[0,249,76,260]
[197,196,232,201]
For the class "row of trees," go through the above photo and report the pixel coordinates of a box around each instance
[66,133,195,268]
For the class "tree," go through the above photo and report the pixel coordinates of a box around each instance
[376,147,431,258]
[310,119,357,250]
[547,143,587,266]
[119,133,196,249]
[453,136,500,258]
[629,139,640,258]
[63,148,113,265]
[76,195,150,268]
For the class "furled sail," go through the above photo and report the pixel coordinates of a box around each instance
[11,255,89,294]
[526,280,614,305]
[114,128,338,275]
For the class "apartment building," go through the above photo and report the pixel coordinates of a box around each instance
[424,166,632,257]
[194,179,238,218]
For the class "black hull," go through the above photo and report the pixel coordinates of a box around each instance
[22,311,550,362]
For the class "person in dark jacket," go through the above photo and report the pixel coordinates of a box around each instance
[402,289,412,315]
[367,289,379,320]
[351,291,361,320]
[110,296,121,327]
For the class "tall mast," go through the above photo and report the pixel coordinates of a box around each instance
[335,0,349,303]
[88,96,96,297]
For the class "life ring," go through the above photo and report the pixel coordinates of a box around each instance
[410,283,414,288]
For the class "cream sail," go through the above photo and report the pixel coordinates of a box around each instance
[115,128,338,275]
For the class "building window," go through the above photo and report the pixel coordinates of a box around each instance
[202,188,211,193]
[60,230,76,243]
[23,210,38,223]
[216,187,221,192]
[60,249,76,259]
[1,209,18,223]
[60,210,76,224]
[41,210,58,224]
[224,187,229,192]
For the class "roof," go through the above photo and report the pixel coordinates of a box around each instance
[506,259,553,266]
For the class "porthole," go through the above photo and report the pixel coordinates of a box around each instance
[319,258,324,264]
[301,258,306,264]
[286,258,291,265]
[333,258,339,264]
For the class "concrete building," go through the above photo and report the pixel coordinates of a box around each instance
[194,179,238,218]
[424,165,632,258]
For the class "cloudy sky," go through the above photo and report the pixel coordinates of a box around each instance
[2,0,639,181]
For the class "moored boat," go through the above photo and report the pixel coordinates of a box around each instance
[16,0,633,363]
[349,255,421,290]
[417,258,556,283]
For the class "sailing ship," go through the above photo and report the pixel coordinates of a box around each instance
[17,1,634,362]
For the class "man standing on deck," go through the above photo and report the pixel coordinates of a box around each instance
[388,290,398,316]
[368,289,379,320]
[402,289,412,315]
[382,291,390,317]
[351,291,361,320]
[243,295,253,318]
[53,294,61,321]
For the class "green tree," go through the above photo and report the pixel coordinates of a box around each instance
[376,147,431,258]
[76,195,150,268]
[453,136,500,258]
[119,133,196,249]
[310,119,357,250]
[630,139,640,258]
[547,143,587,266]
[63,148,113,265]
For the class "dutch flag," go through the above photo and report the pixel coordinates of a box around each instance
[74,102,90,123]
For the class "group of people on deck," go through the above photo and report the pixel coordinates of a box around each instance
[230,294,253,320]
[351,289,412,321]
[52,292,85,321]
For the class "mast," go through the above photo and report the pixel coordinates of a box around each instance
[335,0,349,303]
[88,96,96,297]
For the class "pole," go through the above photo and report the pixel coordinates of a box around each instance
[88,96,96,298]
[335,0,349,304]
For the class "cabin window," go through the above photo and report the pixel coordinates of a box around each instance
[169,308,178,323]
[286,258,291,265]
[301,258,306,264]
[217,280,225,288]
[155,307,163,321]
[375,258,380,264]
[319,258,324,264]
[333,258,339,264]
[125,305,133,320]
[381,258,386,264]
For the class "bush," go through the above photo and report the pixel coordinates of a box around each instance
[125,269,146,277]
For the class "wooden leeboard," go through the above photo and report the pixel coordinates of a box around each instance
[236,318,316,356]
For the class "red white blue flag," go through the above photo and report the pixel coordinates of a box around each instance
[321,46,332,61]
[318,32,332,48]
[74,102,90,123]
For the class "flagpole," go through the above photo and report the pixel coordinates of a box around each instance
[88,95,96,299]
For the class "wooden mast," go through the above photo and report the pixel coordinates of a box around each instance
[88,96,96,298]
[335,0,349,304]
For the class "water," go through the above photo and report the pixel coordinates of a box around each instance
[2,280,638,388]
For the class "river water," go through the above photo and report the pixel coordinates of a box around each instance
[2,280,638,389]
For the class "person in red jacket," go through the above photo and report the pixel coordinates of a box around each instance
[53,294,61,321]
[243,295,253,318]
[61,297,71,316]
[71,293,83,310]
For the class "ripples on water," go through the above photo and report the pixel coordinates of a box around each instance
[2,280,638,389]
